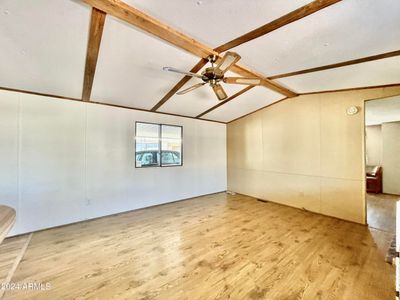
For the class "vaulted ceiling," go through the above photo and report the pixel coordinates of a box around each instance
[0,0,399,123]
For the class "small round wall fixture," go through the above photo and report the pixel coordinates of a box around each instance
[346,106,359,115]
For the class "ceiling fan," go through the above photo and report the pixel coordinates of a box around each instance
[163,51,262,101]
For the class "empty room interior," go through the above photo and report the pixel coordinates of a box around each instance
[0,0,400,299]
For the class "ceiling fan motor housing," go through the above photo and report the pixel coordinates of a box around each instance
[201,67,224,83]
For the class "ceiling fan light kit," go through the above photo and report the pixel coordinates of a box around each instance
[163,51,261,101]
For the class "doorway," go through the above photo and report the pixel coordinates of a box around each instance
[365,95,400,233]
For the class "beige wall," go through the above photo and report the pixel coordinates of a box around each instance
[365,125,382,166]
[227,86,400,224]
[382,122,400,195]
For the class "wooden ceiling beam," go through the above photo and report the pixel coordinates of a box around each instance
[196,86,255,118]
[230,64,297,97]
[82,8,106,101]
[190,1,344,115]
[269,50,400,80]
[82,0,297,110]
[82,0,215,59]
[215,0,342,53]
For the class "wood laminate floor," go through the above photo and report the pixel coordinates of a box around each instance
[0,193,395,299]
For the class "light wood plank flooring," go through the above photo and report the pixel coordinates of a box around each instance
[0,193,395,299]
[0,234,31,299]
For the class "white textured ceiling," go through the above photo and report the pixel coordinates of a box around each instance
[91,16,199,110]
[123,0,313,48]
[0,0,90,98]
[275,56,400,93]
[233,0,400,76]
[202,87,285,122]
[366,95,400,126]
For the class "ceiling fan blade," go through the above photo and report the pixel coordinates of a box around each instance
[212,84,228,101]
[163,67,203,79]
[176,82,206,95]
[215,51,241,74]
[223,77,261,85]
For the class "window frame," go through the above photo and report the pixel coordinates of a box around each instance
[135,121,183,168]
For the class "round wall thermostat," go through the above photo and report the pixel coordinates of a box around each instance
[346,106,359,115]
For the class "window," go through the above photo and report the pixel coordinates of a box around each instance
[135,122,183,168]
